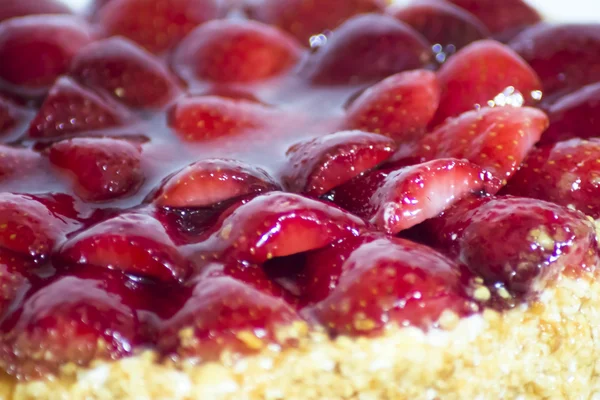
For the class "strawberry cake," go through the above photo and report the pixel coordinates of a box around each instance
[0,0,599,399]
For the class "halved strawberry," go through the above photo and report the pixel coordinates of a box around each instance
[416,106,548,182]
[28,77,134,139]
[344,70,441,142]
[0,249,32,316]
[246,0,385,45]
[58,212,191,283]
[49,137,144,202]
[0,145,41,182]
[0,15,93,93]
[0,0,72,22]
[172,20,303,84]
[431,40,542,126]
[282,130,397,196]
[168,95,278,142]
[504,139,600,219]
[305,236,475,335]
[70,37,182,109]
[304,14,432,85]
[152,159,280,208]
[194,191,365,264]
[158,276,300,361]
[510,24,600,97]
[539,82,600,145]
[0,268,142,379]
[388,0,490,53]
[97,0,222,54]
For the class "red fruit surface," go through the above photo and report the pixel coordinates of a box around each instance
[0,146,41,182]
[307,236,475,334]
[153,159,280,208]
[28,77,134,139]
[168,95,278,142]
[0,250,32,316]
[49,137,144,202]
[0,269,141,379]
[158,276,299,360]
[59,212,190,283]
[0,0,72,22]
[97,0,222,54]
[172,20,303,84]
[70,37,181,108]
[388,0,489,52]
[196,192,365,264]
[417,106,548,182]
[432,40,542,126]
[305,14,432,85]
[504,139,600,219]
[0,15,93,92]
[344,70,441,142]
[282,130,397,196]
[247,0,385,45]
[510,24,600,97]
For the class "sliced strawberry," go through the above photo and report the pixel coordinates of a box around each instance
[0,146,41,182]
[172,20,303,84]
[49,137,144,202]
[417,106,548,182]
[282,130,397,196]
[58,212,191,283]
[0,193,75,262]
[305,236,476,335]
[194,191,365,264]
[510,24,600,97]
[70,37,182,109]
[0,249,32,316]
[158,276,300,360]
[152,159,280,208]
[504,139,600,219]
[0,0,72,22]
[304,14,432,85]
[246,0,385,45]
[388,0,490,53]
[0,268,142,379]
[97,0,222,54]
[447,0,540,40]
[0,15,93,93]
[539,82,600,145]
[431,40,542,126]
[429,196,598,300]
[168,95,277,142]
[28,77,134,139]
[344,70,441,142]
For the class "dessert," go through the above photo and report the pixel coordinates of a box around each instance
[0,0,598,399]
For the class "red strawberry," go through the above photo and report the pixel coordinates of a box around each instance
[28,77,134,139]
[0,249,32,316]
[0,268,142,379]
[503,139,600,219]
[97,0,222,54]
[447,0,540,40]
[0,193,75,262]
[168,95,278,142]
[0,0,72,22]
[306,236,476,335]
[246,0,385,45]
[152,159,280,208]
[282,130,397,196]
[0,15,93,94]
[344,70,441,142]
[70,37,182,109]
[49,137,144,202]
[0,146,41,182]
[158,276,300,360]
[416,106,548,182]
[172,20,303,84]
[431,40,542,126]
[388,0,490,53]
[538,82,600,145]
[194,191,365,264]
[510,24,600,97]
[304,14,432,85]
[58,212,191,283]
[429,196,598,300]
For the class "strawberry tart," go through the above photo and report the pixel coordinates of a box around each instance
[0,0,599,399]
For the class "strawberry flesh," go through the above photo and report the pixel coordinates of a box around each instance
[0,0,72,22]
